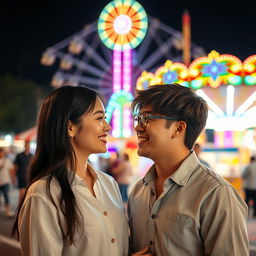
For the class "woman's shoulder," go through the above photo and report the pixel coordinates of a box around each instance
[26,177,60,200]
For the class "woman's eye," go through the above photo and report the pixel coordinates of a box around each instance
[97,116,104,120]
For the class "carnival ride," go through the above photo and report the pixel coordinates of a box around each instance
[40,0,205,139]
[38,0,256,186]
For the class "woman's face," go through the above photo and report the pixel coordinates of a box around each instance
[71,97,111,158]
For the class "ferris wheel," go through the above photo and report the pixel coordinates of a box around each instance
[41,16,205,100]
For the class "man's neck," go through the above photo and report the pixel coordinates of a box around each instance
[155,149,190,179]
[153,148,190,197]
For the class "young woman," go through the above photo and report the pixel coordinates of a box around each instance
[12,85,132,255]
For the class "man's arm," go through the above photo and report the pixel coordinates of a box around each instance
[200,185,249,255]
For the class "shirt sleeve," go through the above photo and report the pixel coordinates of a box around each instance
[18,195,64,256]
[200,185,249,256]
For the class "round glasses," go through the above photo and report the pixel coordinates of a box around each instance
[133,113,177,129]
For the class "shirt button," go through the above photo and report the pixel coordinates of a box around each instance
[111,238,115,243]
[151,190,155,196]
[151,214,156,219]
[103,211,108,216]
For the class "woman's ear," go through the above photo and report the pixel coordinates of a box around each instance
[67,120,76,138]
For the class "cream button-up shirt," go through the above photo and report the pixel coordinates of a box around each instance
[128,152,249,256]
[18,165,129,256]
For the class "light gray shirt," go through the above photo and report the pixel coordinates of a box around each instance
[0,157,13,185]
[242,161,256,189]
[18,165,129,256]
[128,152,249,256]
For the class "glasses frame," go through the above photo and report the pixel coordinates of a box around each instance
[133,113,177,129]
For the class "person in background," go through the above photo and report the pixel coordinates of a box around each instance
[128,83,249,255]
[12,85,150,256]
[112,153,133,209]
[193,142,211,168]
[0,147,14,217]
[13,140,33,203]
[105,151,121,179]
[242,156,256,217]
[6,145,16,163]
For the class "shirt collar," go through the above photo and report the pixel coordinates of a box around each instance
[143,152,200,186]
[142,164,156,186]
[69,163,98,186]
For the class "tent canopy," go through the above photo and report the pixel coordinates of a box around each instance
[15,127,37,141]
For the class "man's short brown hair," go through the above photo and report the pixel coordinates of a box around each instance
[131,83,208,150]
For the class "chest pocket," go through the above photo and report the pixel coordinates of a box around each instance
[160,211,196,238]
[167,212,194,224]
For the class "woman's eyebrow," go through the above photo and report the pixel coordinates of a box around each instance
[93,110,105,115]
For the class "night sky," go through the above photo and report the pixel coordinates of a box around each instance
[1,0,255,87]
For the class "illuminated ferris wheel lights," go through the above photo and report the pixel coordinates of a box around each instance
[113,15,132,34]
[60,56,73,70]
[40,51,56,66]
[69,37,84,54]
[98,0,148,51]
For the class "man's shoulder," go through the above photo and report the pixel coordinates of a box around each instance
[194,164,232,189]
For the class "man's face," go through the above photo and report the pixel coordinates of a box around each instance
[134,105,177,161]
[25,141,30,152]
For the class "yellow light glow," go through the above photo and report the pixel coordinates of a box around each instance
[230,64,242,73]
[244,64,255,73]
[190,68,199,77]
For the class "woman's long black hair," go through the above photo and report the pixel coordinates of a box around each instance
[13,85,98,244]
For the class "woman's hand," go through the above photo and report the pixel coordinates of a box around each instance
[132,246,154,256]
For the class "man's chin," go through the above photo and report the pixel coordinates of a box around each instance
[137,148,148,157]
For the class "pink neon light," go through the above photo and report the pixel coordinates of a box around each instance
[122,49,132,92]
[113,50,122,92]
[112,109,121,137]
[224,131,233,147]
[123,107,131,137]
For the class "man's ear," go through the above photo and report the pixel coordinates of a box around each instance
[67,120,76,138]
[172,121,186,138]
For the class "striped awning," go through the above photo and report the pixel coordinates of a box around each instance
[15,127,37,141]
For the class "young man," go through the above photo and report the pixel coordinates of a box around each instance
[128,84,249,255]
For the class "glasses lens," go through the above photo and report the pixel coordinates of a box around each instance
[133,114,139,127]
[133,114,148,128]
[141,114,147,128]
